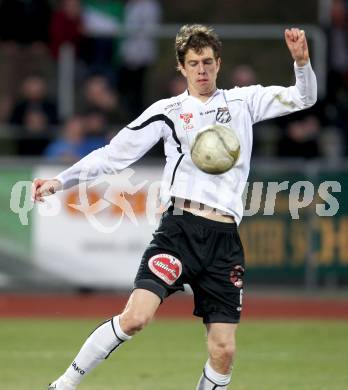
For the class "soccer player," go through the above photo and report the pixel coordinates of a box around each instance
[32,25,317,389]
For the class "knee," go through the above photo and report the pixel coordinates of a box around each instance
[209,340,236,368]
[120,311,152,334]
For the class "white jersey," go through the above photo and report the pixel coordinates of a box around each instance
[56,62,317,224]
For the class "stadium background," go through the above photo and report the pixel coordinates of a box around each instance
[0,1,347,389]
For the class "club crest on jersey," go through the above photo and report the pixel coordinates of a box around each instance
[180,112,194,130]
[216,107,231,123]
[148,254,182,285]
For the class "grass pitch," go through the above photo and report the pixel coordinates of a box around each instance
[0,319,347,389]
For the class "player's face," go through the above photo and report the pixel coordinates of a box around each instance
[180,47,221,100]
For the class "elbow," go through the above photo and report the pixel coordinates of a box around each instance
[304,94,317,108]
[300,87,317,109]
[295,78,318,109]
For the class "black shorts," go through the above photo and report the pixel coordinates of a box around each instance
[134,206,245,323]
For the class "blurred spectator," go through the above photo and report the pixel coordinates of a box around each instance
[45,116,85,162]
[326,0,348,104]
[9,75,58,126]
[319,126,346,161]
[277,113,320,159]
[81,0,123,75]
[81,109,108,154]
[82,74,128,123]
[16,108,51,156]
[118,0,162,116]
[321,0,348,155]
[252,122,280,157]
[230,64,257,87]
[0,95,13,123]
[229,65,263,154]
[49,0,83,59]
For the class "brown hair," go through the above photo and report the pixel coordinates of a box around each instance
[175,24,222,69]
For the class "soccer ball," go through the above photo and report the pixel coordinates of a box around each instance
[190,124,240,174]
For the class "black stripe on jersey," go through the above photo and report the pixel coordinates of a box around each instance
[170,154,184,186]
[127,114,182,153]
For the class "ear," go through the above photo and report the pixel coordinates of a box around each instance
[178,63,187,78]
[216,57,221,73]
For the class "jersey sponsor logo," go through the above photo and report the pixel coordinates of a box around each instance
[164,101,181,111]
[199,109,215,116]
[180,112,194,130]
[180,112,193,123]
[216,107,231,123]
[148,254,182,285]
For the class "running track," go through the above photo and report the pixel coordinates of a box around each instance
[0,293,347,319]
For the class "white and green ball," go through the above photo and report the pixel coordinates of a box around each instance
[190,124,240,175]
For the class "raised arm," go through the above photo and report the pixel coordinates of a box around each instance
[245,27,317,124]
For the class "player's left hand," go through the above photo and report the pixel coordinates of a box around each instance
[284,28,309,67]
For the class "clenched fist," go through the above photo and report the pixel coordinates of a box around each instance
[285,28,309,67]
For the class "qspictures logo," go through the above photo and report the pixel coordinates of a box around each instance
[9,162,164,231]
[9,161,342,231]
[70,166,149,233]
